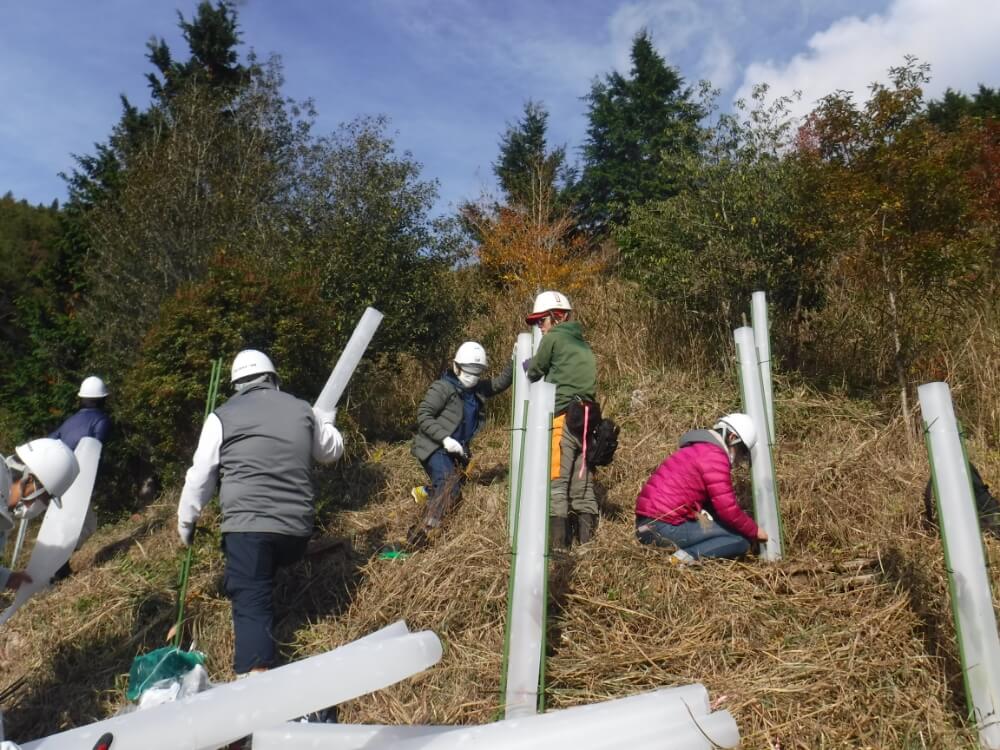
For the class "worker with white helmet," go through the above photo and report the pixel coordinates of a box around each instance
[523,290,599,550]
[1,438,80,590]
[635,413,769,563]
[46,375,112,579]
[407,341,513,547]
[177,349,343,674]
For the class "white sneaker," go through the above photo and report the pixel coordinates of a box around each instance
[670,549,696,566]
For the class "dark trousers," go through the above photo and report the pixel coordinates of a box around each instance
[222,531,309,674]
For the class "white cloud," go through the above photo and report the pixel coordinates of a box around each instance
[735,0,1000,117]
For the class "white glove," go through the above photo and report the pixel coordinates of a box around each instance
[442,437,465,456]
[178,520,195,547]
[314,407,337,425]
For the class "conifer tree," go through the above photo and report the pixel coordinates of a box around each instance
[494,101,573,219]
[576,30,704,231]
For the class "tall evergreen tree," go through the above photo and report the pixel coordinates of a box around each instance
[494,101,573,219]
[575,30,704,231]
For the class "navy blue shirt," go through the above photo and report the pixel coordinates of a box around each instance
[50,407,111,450]
[443,372,480,449]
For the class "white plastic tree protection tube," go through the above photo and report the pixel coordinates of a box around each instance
[253,685,718,750]
[751,291,775,443]
[508,332,533,543]
[21,626,442,750]
[358,691,734,750]
[734,326,783,561]
[503,380,556,718]
[0,437,102,626]
[531,325,542,355]
[314,307,384,413]
[252,724,456,749]
[919,382,1000,749]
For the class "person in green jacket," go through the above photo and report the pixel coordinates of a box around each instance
[407,341,513,547]
[524,290,598,550]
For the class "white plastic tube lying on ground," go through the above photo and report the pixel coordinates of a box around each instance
[508,332,533,543]
[503,380,555,718]
[22,624,441,750]
[735,326,782,561]
[314,306,384,413]
[262,686,736,750]
[919,382,1000,749]
[0,437,102,626]
[751,291,775,443]
[252,724,456,749]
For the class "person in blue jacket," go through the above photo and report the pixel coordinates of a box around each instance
[48,376,112,579]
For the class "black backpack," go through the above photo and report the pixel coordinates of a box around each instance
[564,399,620,468]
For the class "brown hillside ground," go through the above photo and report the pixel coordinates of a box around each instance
[1,284,997,748]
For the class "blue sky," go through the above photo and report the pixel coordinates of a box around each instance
[3,0,998,216]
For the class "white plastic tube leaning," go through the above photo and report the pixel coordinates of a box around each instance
[751,291,775,443]
[314,306,384,413]
[735,326,782,561]
[919,382,1000,749]
[503,380,555,718]
[0,437,103,625]
[509,332,533,543]
[22,624,442,750]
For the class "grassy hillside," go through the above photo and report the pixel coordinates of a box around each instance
[1,284,996,748]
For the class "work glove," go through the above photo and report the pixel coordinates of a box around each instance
[314,407,337,425]
[442,437,465,457]
[178,520,195,547]
[521,358,531,374]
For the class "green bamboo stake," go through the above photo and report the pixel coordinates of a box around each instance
[172,357,222,648]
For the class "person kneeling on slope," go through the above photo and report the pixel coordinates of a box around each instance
[635,413,768,564]
[408,341,512,547]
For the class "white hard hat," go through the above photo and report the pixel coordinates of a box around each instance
[453,341,488,374]
[230,349,277,383]
[526,290,572,325]
[714,413,758,452]
[78,375,109,399]
[14,438,80,506]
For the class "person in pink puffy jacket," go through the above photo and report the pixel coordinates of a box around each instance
[635,413,768,563]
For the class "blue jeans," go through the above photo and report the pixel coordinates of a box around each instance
[422,449,464,520]
[222,532,309,673]
[635,516,750,560]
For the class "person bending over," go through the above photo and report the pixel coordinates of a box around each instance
[635,413,768,564]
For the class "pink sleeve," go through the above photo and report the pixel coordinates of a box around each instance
[702,448,759,540]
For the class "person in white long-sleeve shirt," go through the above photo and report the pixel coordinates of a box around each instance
[177,349,343,674]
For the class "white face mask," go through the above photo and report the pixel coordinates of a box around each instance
[458,371,481,389]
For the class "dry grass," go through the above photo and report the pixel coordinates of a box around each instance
[1,280,998,748]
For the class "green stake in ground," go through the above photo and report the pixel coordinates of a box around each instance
[168,357,222,647]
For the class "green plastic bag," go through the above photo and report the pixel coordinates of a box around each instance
[126,646,205,701]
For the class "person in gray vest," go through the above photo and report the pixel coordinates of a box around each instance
[177,349,343,674]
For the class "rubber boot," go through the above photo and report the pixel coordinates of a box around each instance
[549,516,567,552]
[577,513,597,544]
